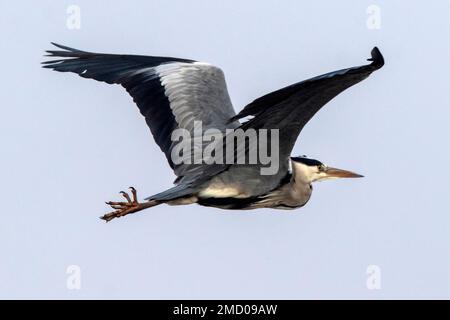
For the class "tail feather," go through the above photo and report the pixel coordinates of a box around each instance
[145,184,197,201]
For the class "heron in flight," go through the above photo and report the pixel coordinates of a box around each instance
[43,43,384,221]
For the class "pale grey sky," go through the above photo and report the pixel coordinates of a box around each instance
[0,0,449,299]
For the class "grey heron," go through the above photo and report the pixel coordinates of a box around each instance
[43,43,384,221]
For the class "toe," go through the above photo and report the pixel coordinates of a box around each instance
[129,187,138,203]
[120,191,132,203]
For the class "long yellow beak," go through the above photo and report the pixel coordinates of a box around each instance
[325,167,364,178]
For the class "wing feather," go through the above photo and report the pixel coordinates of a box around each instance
[43,43,238,181]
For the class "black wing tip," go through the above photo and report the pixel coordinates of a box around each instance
[49,42,84,52]
[42,42,87,68]
[44,42,75,57]
[367,46,384,69]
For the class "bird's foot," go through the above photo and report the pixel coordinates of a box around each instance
[101,187,143,222]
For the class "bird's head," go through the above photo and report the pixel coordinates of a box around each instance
[290,156,363,183]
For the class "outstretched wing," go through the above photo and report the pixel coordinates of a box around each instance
[43,43,238,180]
[217,47,385,196]
[231,47,384,166]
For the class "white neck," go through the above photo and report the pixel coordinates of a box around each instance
[291,161,319,184]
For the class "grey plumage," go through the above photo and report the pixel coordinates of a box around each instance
[43,44,384,221]
[43,43,237,185]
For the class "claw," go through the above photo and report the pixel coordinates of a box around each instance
[100,212,117,222]
[102,188,157,222]
[129,187,138,203]
[120,191,132,203]
[106,201,123,206]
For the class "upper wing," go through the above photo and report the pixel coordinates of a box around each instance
[230,47,384,165]
[43,43,238,180]
[210,47,385,197]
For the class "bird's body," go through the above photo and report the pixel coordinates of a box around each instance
[43,44,384,221]
[197,172,311,210]
[166,171,307,210]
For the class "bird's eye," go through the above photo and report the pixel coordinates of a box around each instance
[318,165,326,172]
